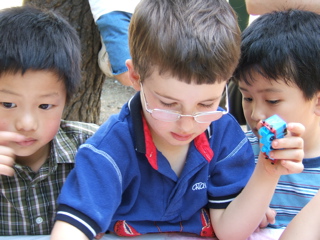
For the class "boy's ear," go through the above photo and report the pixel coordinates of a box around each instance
[126,59,141,91]
[314,92,320,116]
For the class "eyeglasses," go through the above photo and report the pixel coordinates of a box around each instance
[140,83,229,123]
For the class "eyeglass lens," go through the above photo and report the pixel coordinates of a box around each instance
[151,109,224,123]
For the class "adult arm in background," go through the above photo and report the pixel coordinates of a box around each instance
[279,189,320,240]
[96,11,132,86]
[88,0,140,86]
[245,0,320,15]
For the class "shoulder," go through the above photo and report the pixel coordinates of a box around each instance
[54,120,99,147]
[209,113,246,140]
[48,121,99,163]
[60,120,99,135]
[83,105,134,149]
[208,113,254,159]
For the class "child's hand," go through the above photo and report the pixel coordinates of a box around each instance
[258,207,276,229]
[0,132,26,176]
[258,122,304,175]
[95,233,105,239]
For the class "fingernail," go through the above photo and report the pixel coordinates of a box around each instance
[273,141,278,148]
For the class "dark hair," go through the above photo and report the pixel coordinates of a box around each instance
[129,0,240,84]
[234,9,320,100]
[0,5,81,102]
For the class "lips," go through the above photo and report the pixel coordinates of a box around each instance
[171,132,193,141]
[16,138,36,147]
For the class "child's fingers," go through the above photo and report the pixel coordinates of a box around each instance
[269,148,303,163]
[271,137,304,151]
[0,164,15,176]
[280,159,304,174]
[0,146,15,161]
[0,132,26,145]
[94,233,105,239]
[0,152,15,177]
[0,146,15,176]
[258,216,269,229]
[258,208,277,228]
[286,122,305,137]
[266,208,277,224]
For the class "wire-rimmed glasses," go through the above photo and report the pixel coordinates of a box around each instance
[140,83,229,123]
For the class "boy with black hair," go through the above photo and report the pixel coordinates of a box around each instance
[51,1,304,239]
[0,5,98,235]
[234,9,320,237]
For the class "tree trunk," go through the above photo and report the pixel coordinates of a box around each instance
[23,0,104,124]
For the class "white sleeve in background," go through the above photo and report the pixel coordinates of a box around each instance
[88,0,141,22]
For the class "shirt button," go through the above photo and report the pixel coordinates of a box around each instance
[36,217,43,224]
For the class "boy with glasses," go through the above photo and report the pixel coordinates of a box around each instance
[235,9,320,238]
[51,0,304,239]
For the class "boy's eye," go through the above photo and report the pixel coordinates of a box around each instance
[39,104,53,110]
[1,102,16,108]
[161,101,214,109]
[199,103,214,108]
[267,100,280,104]
[160,101,176,108]
[243,97,253,102]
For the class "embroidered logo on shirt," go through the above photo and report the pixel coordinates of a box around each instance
[192,182,207,191]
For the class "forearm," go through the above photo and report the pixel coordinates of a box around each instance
[210,160,279,240]
[280,190,320,240]
[50,221,88,240]
[245,0,320,15]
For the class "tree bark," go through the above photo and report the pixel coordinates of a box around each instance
[23,0,104,124]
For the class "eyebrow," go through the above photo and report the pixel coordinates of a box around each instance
[39,92,60,98]
[238,86,283,94]
[0,89,60,98]
[0,89,19,96]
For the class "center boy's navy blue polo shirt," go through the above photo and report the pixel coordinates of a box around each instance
[56,92,255,240]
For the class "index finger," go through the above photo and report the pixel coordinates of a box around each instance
[0,132,26,145]
[286,122,305,137]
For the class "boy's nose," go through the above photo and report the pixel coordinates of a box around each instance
[251,106,266,122]
[15,113,37,132]
[177,115,195,133]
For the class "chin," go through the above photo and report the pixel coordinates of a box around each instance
[15,148,38,157]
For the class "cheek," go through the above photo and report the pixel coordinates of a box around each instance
[0,119,11,131]
[146,115,175,138]
[150,119,172,133]
[41,114,61,141]
[242,107,253,119]
[40,115,62,142]
[0,108,12,130]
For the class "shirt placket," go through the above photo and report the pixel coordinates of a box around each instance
[15,161,52,234]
